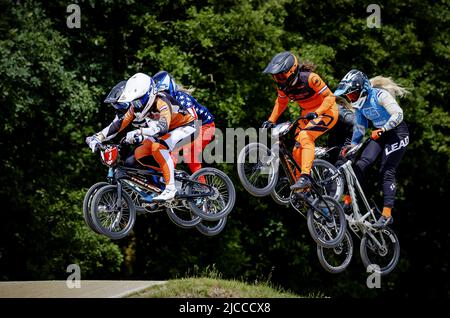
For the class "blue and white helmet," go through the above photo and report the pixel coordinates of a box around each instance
[334,69,371,109]
[153,70,178,96]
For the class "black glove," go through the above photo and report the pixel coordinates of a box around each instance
[305,112,318,120]
[261,120,275,129]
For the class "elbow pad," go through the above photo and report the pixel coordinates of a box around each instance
[156,118,169,136]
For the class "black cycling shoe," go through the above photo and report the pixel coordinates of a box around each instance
[290,174,311,190]
[372,215,393,229]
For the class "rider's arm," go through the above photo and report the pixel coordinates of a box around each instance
[95,107,135,141]
[308,72,336,116]
[378,89,404,132]
[268,89,289,123]
[175,91,197,119]
[338,104,355,127]
[351,110,368,145]
[154,98,172,136]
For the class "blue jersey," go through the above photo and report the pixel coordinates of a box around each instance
[352,88,397,144]
[174,91,214,125]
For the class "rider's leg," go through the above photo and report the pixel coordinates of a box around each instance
[135,139,176,200]
[353,140,383,192]
[183,129,204,174]
[183,122,215,183]
[292,141,303,179]
[151,125,196,200]
[374,124,409,227]
[291,109,338,190]
[291,129,316,189]
[124,153,140,168]
[297,129,316,175]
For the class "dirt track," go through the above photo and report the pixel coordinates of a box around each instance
[0,280,166,298]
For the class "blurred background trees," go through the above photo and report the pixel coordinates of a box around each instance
[0,0,448,297]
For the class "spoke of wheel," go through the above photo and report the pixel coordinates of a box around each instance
[314,218,334,240]
[103,192,114,209]
[248,168,262,185]
[101,212,115,229]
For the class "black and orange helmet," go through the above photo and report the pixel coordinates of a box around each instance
[263,51,299,89]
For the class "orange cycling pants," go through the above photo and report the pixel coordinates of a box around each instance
[134,139,172,185]
[292,107,338,176]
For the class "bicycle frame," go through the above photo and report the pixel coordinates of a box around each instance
[338,160,377,234]
[100,143,216,211]
[270,118,335,218]
[115,165,216,200]
[337,143,393,251]
[270,116,314,185]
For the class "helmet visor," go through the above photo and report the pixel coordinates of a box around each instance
[272,72,297,89]
[131,92,150,111]
[345,90,361,102]
[112,102,130,112]
[273,73,289,82]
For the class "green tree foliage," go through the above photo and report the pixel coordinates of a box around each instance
[0,2,122,279]
[1,0,448,297]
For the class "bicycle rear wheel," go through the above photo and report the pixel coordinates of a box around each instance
[186,168,236,221]
[237,143,279,197]
[360,227,400,276]
[317,230,353,274]
[196,217,227,236]
[166,202,201,229]
[83,182,109,234]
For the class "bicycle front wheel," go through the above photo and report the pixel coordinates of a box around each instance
[90,185,136,240]
[317,230,354,274]
[307,195,347,248]
[237,143,279,197]
[360,227,400,276]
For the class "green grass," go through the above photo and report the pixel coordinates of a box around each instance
[128,277,320,298]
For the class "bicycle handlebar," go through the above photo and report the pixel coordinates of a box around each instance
[289,116,308,131]
[97,137,129,151]
[345,137,372,158]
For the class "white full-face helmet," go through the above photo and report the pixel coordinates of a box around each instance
[118,72,157,119]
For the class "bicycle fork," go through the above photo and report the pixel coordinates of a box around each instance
[111,182,123,230]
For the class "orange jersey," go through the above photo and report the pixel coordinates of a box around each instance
[145,95,195,132]
[100,95,194,140]
[268,71,336,122]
